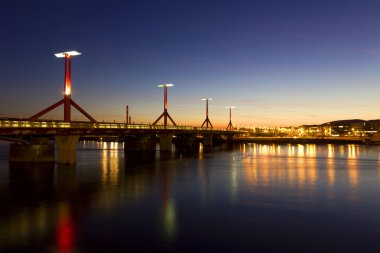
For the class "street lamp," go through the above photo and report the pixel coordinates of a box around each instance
[29,51,96,123]
[226,106,236,130]
[153,83,176,126]
[54,51,81,97]
[201,98,213,128]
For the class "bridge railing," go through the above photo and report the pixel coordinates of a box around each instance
[0,119,239,132]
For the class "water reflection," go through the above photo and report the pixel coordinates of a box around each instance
[1,142,380,252]
[161,169,177,240]
[348,144,357,159]
[298,144,305,157]
[347,158,359,190]
[101,141,122,185]
[230,163,239,203]
[241,144,322,190]
[240,143,375,201]
[56,202,75,253]
[327,145,336,188]
[0,163,79,252]
[328,144,334,158]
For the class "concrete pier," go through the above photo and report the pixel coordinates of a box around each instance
[175,134,199,153]
[124,135,157,151]
[158,134,173,151]
[123,135,157,169]
[226,134,234,144]
[203,134,214,147]
[9,137,54,162]
[55,135,80,164]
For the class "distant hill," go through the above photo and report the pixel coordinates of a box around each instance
[323,119,366,126]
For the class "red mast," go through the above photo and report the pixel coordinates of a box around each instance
[226,106,236,130]
[29,51,96,123]
[153,83,176,127]
[201,98,213,128]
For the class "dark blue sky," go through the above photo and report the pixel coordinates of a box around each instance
[1,0,380,126]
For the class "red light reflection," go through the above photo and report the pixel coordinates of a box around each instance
[57,217,74,253]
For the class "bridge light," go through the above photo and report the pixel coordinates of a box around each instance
[55,51,81,58]
[157,83,174,87]
[64,87,71,95]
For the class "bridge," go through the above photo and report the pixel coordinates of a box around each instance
[0,119,238,135]
[0,51,244,164]
[0,119,241,164]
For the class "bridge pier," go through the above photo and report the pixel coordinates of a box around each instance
[123,135,157,169]
[158,134,173,151]
[175,134,198,153]
[224,134,235,150]
[124,135,157,151]
[203,134,214,147]
[202,133,214,152]
[226,134,234,144]
[9,137,54,162]
[55,135,80,164]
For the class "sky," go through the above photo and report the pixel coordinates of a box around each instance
[1,0,380,127]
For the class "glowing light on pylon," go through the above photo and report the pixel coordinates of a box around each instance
[55,51,81,58]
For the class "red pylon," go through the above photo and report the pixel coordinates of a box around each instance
[29,51,96,123]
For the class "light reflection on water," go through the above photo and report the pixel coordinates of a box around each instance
[0,141,380,252]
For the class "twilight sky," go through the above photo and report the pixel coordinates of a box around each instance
[1,0,380,127]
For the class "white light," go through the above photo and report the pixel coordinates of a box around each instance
[65,87,71,95]
[55,51,81,58]
[201,98,213,101]
[157,83,174,87]
[225,106,236,109]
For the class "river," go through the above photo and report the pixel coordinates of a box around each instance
[0,141,380,252]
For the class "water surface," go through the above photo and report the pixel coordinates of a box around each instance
[0,142,380,252]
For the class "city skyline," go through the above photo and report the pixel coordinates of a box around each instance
[1,0,380,127]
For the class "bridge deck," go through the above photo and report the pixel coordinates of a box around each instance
[0,119,241,136]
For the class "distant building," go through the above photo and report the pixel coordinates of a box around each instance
[299,124,323,137]
[322,119,379,137]
[245,119,380,137]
